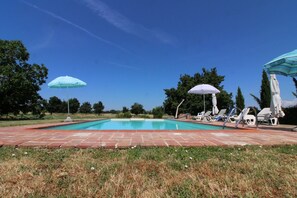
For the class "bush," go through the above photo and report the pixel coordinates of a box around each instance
[152,106,164,118]
[138,114,151,118]
[279,107,297,125]
[116,112,132,118]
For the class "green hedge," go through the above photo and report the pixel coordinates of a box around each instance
[279,107,297,125]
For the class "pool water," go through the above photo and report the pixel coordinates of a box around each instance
[45,119,226,130]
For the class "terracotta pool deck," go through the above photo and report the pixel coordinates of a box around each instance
[0,120,297,149]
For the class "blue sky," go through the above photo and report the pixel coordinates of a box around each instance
[1,0,297,110]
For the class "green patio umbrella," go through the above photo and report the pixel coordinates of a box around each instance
[264,49,297,77]
[264,49,297,131]
[48,76,87,121]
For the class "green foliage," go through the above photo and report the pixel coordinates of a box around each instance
[152,106,164,118]
[116,112,132,118]
[69,98,80,114]
[60,101,68,113]
[163,68,233,115]
[122,106,129,113]
[93,101,104,115]
[47,96,62,114]
[138,114,150,118]
[31,99,47,118]
[109,109,120,114]
[80,102,92,113]
[131,103,145,115]
[260,70,271,108]
[236,87,245,111]
[279,107,297,125]
[0,40,48,115]
[250,70,270,109]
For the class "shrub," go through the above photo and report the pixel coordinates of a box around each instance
[279,107,297,125]
[116,112,132,118]
[152,106,164,118]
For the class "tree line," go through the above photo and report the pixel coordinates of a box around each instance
[1,39,296,123]
[47,96,104,114]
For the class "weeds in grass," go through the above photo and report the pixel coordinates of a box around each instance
[0,145,296,197]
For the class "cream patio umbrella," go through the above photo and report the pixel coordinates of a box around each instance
[212,93,219,115]
[188,84,220,113]
[269,74,285,118]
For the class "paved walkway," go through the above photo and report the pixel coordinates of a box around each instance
[0,121,297,148]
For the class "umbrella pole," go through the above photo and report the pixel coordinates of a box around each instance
[203,94,205,113]
[64,87,72,122]
[67,99,70,116]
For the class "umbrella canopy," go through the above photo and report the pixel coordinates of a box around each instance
[188,84,220,95]
[264,49,297,77]
[48,76,87,88]
[212,93,219,115]
[188,84,220,113]
[270,74,285,118]
[48,76,87,121]
[264,49,297,119]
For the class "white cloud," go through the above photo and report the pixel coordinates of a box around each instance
[83,0,177,45]
[106,61,140,70]
[22,1,130,53]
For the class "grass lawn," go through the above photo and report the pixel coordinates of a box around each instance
[0,113,157,127]
[0,113,109,127]
[0,145,296,197]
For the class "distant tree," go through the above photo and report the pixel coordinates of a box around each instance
[47,96,62,114]
[236,87,245,111]
[250,70,270,109]
[109,109,119,114]
[163,68,233,115]
[60,101,68,113]
[131,103,145,115]
[80,102,92,113]
[31,99,47,118]
[293,77,297,98]
[122,106,129,113]
[0,40,48,115]
[93,101,104,115]
[69,98,80,114]
[152,106,164,118]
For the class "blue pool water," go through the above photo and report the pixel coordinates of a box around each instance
[45,119,226,130]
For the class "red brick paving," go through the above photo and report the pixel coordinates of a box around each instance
[0,121,296,149]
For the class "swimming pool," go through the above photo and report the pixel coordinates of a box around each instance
[45,119,226,130]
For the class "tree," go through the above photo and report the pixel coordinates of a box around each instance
[122,106,129,113]
[31,99,47,118]
[93,101,104,115]
[80,102,92,113]
[131,103,145,115]
[250,70,270,109]
[60,101,68,113]
[152,106,164,118]
[236,87,245,111]
[47,96,62,114]
[163,68,233,115]
[293,77,297,98]
[0,40,48,115]
[69,98,80,114]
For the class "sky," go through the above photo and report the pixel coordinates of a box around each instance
[1,0,297,110]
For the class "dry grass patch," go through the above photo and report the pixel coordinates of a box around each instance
[0,146,296,197]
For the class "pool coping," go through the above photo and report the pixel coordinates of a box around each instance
[0,119,296,149]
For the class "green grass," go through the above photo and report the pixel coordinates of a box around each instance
[0,113,162,127]
[0,145,296,197]
[0,113,109,127]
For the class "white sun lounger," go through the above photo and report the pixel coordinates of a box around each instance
[257,108,278,125]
